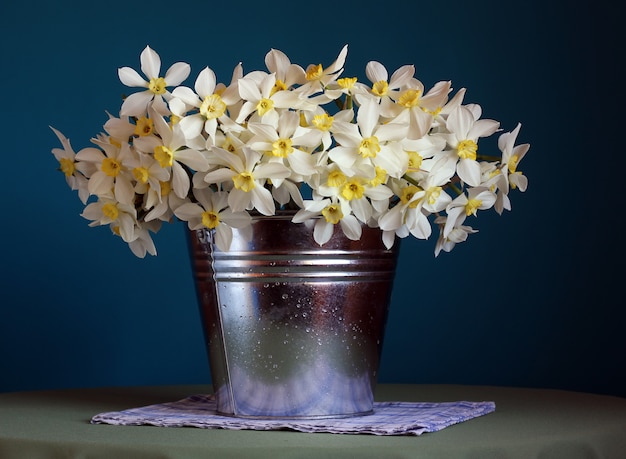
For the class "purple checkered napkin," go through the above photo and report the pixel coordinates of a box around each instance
[91,394,495,435]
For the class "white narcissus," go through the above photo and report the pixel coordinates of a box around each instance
[74,139,136,206]
[51,45,530,257]
[50,127,92,204]
[444,105,501,187]
[293,198,362,246]
[169,66,241,144]
[329,99,407,178]
[442,187,497,239]
[264,48,307,90]
[204,147,290,216]
[133,109,209,200]
[118,45,191,117]
[246,110,322,178]
[174,189,252,252]
[81,197,137,243]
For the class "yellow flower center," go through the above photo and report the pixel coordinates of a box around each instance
[372,80,388,97]
[154,145,174,168]
[160,180,172,197]
[401,185,422,208]
[201,211,220,229]
[221,137,237,153]
[256,98,274,116]
[200,94,227,119]
[508,154,519,173]
[148,77,167,95]
[359,136,380,158]
[337,77,357,89]
[425,186,442,205]
[270,79,287,96]
[109,137,122,148]
[406,151,423,172]
[305,64,323,81]
[397,89,422,108]
[169,114,181,125]
[327,170,347,187]
[457,139,478,160]
[312,113,334,131]
[465,198,482,216]
[233,172,256,192]
[102,157,122,177]
[322,204,343,224]
[427,106,442,116]
[271,138,293,157]
[370,166,387,187]
[133,167,150,184]
[59,158,75,177]
[341,179,365,201]
[101,202,119,220]
[134,117,153,136]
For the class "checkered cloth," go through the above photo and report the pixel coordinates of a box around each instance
[91,394,495,435]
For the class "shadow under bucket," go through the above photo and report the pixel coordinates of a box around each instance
[187,213,400,419]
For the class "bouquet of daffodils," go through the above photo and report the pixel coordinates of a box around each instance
[52,45,529,258]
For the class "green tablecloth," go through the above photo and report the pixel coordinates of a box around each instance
[1,384,625,458]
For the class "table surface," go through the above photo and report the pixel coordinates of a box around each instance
[1,383,625,459]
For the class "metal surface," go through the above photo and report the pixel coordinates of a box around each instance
[188,213,399,419]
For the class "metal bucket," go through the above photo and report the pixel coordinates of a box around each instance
[187,213,399,419]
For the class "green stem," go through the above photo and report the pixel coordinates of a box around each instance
[401,174,421,188]
[477,154,502,162]
[448,182,463,196]
[344,94,353,111]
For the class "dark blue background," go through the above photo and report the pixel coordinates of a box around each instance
[2,0,624,397]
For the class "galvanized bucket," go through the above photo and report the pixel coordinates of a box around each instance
[187,212,399,419]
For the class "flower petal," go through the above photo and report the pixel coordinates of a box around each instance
[365,61,388,84]
[118,67,147,87]
[165,62,191,86]
[140,45,161,79]
[120,91,153,117]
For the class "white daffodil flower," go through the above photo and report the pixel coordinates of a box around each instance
[247,110,322,179]
[264,48,307,90]
[75,138,136,206]
[123,151,169,208]
[498,123,530,192]
[170,66,241,143]
[293,198,362,246]
[361,61,415,118]
[236,72,314,125]
[81,197,137,243]
[50,127,92,204]
[134,109,209,200]
[204,147,290,216]
[434,215,478,257]
[118,45,191,117]
[298,45,349,96]
[442,187,497,239]
[381,79,453,140]
[444,105,501,187]
[174,189,252,252]
[329,100,407,178]
[126,220,161,258]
